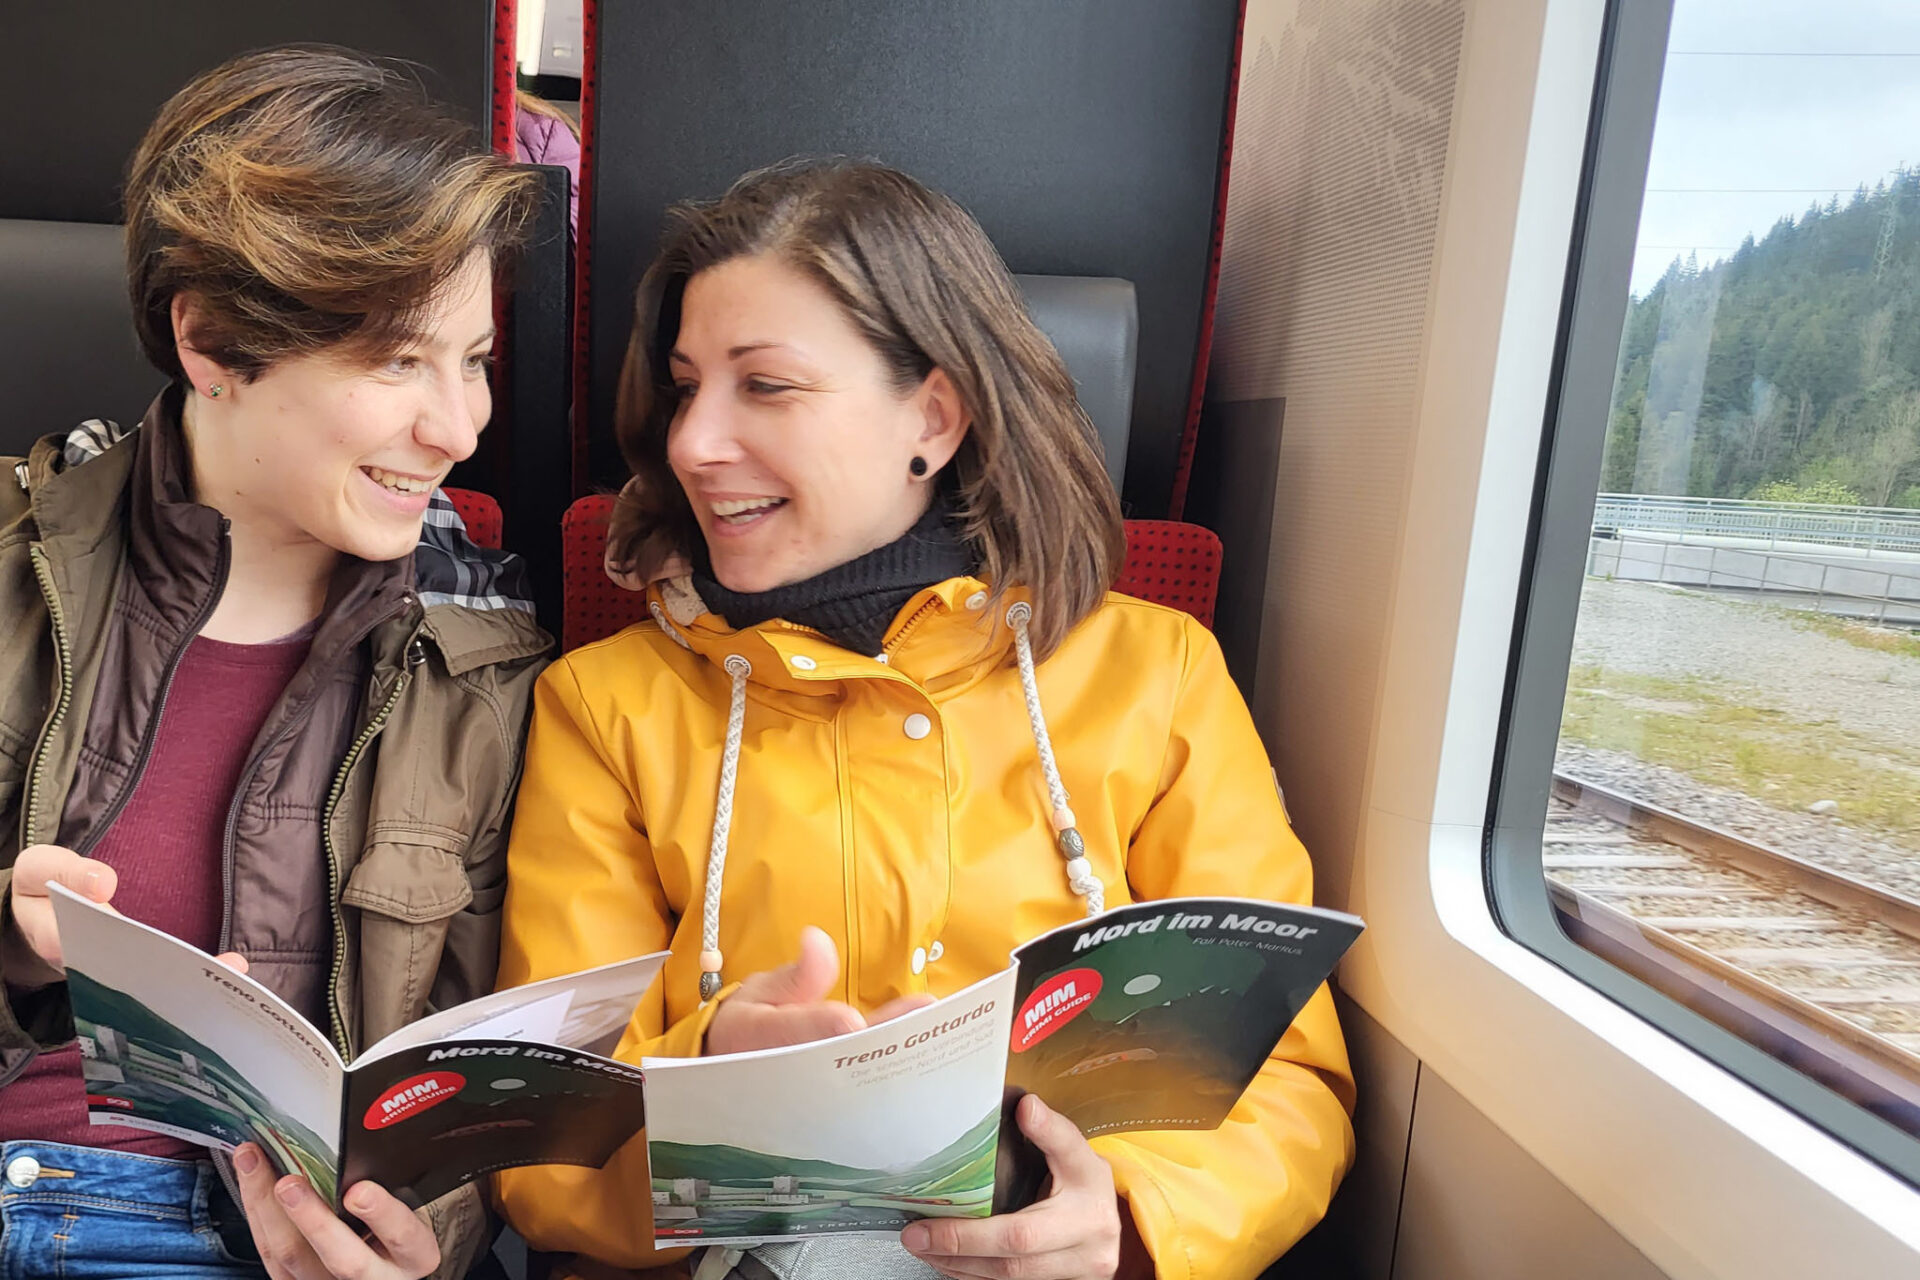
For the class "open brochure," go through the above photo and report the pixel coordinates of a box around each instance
[50,885,1359,1239]
[49,882,665,1210]
[642,896,1362,1246]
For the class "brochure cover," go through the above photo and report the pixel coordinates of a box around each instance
[996,897,1363,1211]
[643,969,1018,1246]
[644,895,1362,1245]
[49,883,665,1209]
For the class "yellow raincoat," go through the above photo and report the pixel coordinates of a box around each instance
[493,575,1355,1279]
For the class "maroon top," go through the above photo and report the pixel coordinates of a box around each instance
[1,630,311,1158]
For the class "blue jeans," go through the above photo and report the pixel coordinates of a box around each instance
[0,1141,264,1279]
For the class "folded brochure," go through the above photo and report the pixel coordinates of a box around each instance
[642,895,1361,1246]
[48,881,664,1210]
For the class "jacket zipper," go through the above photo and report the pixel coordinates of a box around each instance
[880,595,945,658]
[208,617,421,1212]
[319,648,417,1057]
[213,601,414,961]
[879,593,982,984]
[21,548,76,848]
[844,595,948,1007]
[750,597,958,1007]
[1,550,83,1091]
[71,521,232,858]
[761,589,951,668]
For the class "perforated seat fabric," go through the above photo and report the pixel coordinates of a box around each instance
[441,487,503,550]
[561,495,633,651]
[560,495,1221,652]
[1113,520,1223,630]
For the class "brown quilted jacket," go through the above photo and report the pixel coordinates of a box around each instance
[0,392,551,1276]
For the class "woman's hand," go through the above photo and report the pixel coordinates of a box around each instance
[705,926,934,1055]
[3,846,247,989]
[900,1094,1150,1280]
[233,1144,440,1280]
[3,845,118,985]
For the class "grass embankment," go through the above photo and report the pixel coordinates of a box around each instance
[1786,612,1920,662]
[1559,665,1920,844]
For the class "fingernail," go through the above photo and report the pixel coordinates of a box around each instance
[81,868,104,897]
[902,1224,931,1252]
[275,1178,306,1207]
[348,1185,378,1213]
[233,1145,259,1175]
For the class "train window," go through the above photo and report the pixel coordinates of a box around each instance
[1490,0,1920,1184]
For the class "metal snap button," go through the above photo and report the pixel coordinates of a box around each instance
[911,946,928,975]
[5,1156,40,1189]
[965,591,987,611]
[790,654,818,671]
[903,713,932,740]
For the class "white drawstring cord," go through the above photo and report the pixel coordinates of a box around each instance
[692,604,1107,1005]
[1007,603,1105,915]
[700,654,752,1000]
[649,600,694,650]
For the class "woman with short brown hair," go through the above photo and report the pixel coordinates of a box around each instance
[496,160,1353,1280]
[1,45,546,1280]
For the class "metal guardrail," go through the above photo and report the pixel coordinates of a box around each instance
[1587,532,1920,625]
[1593,493,1920,554]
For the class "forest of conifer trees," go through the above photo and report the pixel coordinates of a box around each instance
[1600,167,1920,509]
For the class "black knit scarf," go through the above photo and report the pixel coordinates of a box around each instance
[691,496,976,656]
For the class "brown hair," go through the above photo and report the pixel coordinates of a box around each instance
[611,159,1124,661]
[126,45,536,382]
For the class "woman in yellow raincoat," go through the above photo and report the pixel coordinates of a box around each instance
[494,160,1354,1280]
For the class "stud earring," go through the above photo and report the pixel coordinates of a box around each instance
[909,456,928,478]
[207,385,224,399]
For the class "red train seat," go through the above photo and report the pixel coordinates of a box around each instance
[559,494,1222,652]
[441,487,503,551]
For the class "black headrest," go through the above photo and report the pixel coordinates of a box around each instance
[4,3,492,224]
[0,221,1142,500]
[1013,275,1136,489]
[583,1,1239,516]
[0,220,163,458]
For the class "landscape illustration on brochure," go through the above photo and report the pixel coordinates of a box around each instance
[50,885,1360,1240]
[643,895,1363,1246]
[49,882,665,1210]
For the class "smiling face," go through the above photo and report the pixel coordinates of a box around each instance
[178,252,497,563]
[665,253,968,593]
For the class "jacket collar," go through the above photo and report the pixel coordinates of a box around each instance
[415,601,551,676]
[124,387,417,651]
[410,493,550,674]
[124,386,239,632]
[28,390,548,674]
[648,573,1030,698]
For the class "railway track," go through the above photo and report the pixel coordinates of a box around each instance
[1545,774,1920,1083]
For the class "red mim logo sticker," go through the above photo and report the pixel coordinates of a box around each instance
[364,1071,466,1130]
[1012,968,1102,1053]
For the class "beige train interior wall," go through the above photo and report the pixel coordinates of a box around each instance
[1216,3,1672,1277]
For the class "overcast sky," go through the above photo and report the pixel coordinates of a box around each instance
[1631,0,1920,293]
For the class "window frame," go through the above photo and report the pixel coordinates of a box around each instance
[1335,0,1920,1272]
[1484,0,1920,1189]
